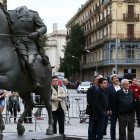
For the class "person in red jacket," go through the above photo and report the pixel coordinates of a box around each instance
[129,77,140,127]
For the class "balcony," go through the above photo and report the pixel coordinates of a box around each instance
[102,0,112,8]
[87,33,140,50]
[80,61,104,69]
[123,13,140,22]
[124,0,138,3]
[95,6,100,14]
[84,25,96,36]
[96,18,106,29]
[104,59,140,65]
[81,59,140,69]
[96,15,112,30]
[106,14,112,23]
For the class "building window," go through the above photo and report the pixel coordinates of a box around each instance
[124,68,136,79]
[128,5,134,18]
[127,24,134,39]
[126,45,134,59]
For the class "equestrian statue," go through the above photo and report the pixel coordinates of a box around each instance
[0,2,53,137]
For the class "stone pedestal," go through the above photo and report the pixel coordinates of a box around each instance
[3,132,64,140]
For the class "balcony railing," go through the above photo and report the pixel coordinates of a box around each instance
[87,33,140,49]
[123,13,140,21]
[104,59,140,65]
[106,14,112,22]
[95,6,100,14]
[95,14,112,30]
[81,59,140,69]
[84,25,96,36]
[102,0,112,8]
[124,0,138,3]
[96,18,106,29]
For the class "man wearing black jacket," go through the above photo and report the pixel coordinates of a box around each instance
[108,74,120,140]
[86,75,101,140]
[113,79,135,140]
[91,77,109,140]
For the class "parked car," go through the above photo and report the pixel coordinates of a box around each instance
[77,81,92,93]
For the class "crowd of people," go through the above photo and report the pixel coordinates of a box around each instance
[87,74,140,140]
[0,73,140,139]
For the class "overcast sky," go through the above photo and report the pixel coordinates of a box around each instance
[7,0,87,33]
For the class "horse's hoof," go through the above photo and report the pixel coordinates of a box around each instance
[0,129,3,140]
[0,121,5,131]
[0,134,3,140]
[46,129,53,135]
[17,123,25,136]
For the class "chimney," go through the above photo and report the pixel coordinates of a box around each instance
[53,23,57,32]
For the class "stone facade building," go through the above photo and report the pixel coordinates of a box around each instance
[66,0,140,80]
[46,24,67,74]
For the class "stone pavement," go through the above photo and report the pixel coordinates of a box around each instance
[2,117,140,140]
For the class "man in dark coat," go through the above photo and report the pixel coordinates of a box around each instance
[91,77,109,140]
[9,6,47,88]
[86,75,102,140]
[114,79,135,140]
[108,74,120,140]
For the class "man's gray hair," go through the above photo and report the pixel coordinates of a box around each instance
[121,79,129,86]
[63,78,68,82]
[110,74,118,81]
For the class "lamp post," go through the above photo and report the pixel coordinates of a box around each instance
[115,9,118,74]
[109,9,118,74]
[71,55,79,60]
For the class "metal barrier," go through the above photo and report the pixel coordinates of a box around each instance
[0,95,88,133]
[66,96,87,118]
[3,95,88,124]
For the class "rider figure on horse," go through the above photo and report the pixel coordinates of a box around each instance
[9,6,48,88]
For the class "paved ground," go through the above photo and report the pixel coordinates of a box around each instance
[2,117,140,140]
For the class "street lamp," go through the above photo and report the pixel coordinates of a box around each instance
[109,9,118,74]
[115,9,118,74]
[85,49,91,53]
[71,55,79,60]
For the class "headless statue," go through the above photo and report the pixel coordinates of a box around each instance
[9,6,49,88]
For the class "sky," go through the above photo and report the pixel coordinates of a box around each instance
[7,0,87,33]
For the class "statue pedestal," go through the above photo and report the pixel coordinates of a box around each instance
[3,132,64,140]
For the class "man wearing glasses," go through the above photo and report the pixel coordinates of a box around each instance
[51,76,67,135]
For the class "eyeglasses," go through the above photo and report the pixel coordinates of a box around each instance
[52,79,58,82]
[124,83,129,85]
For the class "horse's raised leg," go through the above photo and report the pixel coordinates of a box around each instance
[0,113,5,138]
[17,92,34,135]
[41,90,53,135]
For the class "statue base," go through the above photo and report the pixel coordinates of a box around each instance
[3,132,64,140]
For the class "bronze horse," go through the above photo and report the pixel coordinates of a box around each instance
[0,4,53,136]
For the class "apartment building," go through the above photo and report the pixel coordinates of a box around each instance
[66,0,140,80]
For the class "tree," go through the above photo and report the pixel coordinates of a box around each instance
[59,24,85,79]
